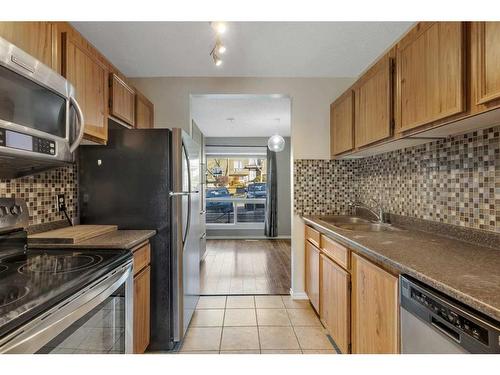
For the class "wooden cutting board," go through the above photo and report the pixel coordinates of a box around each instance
[29,225,118,244]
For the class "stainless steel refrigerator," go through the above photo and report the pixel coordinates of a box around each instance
[78,126,201,351]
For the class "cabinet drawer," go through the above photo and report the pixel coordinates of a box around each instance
[305,225,320,247]
[320,234,349,270]
[133,242,150,276]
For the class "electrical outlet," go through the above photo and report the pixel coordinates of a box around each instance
[56,194,66,212]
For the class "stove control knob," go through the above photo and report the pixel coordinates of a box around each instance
[10,205,21,215]
[0,206,6,216]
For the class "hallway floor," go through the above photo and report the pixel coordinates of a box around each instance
[179,295,337,354]
[201,240,291,295]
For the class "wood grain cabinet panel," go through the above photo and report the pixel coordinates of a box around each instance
[0,22,55,69]
[305,240,320,313]
[135,91,154,129]
[355,55,393,147]
[474,22,500,105]
[320,234,349,270]
[320,254,350,353]
[351,253,399,354]
[396,22,465,132]
[133,265,151,354]
[330,90,355,156]
[62,32,108,144]
[110,73,135,126]
[133,242,151,276]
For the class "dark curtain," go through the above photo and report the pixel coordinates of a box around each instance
[265,148,278,237]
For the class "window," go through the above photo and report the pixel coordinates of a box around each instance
[205,156,267,226]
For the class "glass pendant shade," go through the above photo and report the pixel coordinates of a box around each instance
[267,134,285,152]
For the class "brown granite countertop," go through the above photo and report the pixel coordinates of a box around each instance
[28,229,156,250]
[303,215,500,322]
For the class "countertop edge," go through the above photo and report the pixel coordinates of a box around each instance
[302,216,500,322]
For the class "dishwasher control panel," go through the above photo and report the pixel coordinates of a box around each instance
[409,287,488,345]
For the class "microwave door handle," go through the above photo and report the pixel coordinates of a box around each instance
[69,96,85,153]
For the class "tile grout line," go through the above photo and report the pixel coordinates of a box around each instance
[218,296,228,354]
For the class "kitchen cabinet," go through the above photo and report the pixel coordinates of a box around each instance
[330,90,354,156]
[351,252,399,354]
[132,242,151,354]
[62,32,109,144]
[0,22,55,69]
[396,22,465,132]
[110,73,136,127]
[320,253,350,353]
[135,91,155,129]
[473,22,500,105]
[355,54,393,147]
[305,238,320,313]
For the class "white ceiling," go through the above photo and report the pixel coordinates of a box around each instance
[191,95,291,137]
[71,22,413,77]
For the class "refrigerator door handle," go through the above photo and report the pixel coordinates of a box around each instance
[182,142,192,247]
[169,191,190,197]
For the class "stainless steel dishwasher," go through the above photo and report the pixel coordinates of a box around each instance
[400,275,500,354]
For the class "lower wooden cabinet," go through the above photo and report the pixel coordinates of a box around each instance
[133,265,151,354]
[305,240,320,313]
[351,252,399,354]
[320,254,350,353]
[132,242,151,354]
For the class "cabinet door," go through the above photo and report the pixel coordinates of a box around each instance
[135,91,154,129]
[396,22,464,132]
[320,254,350,353]
[305,240,320,313]
[63,33,108,144]
[0,22,55,69]
[355,55,393,147]
[474,22,500,104]
[351,253,399,354]
[134,265,151,354]
[330,90,354,156]
[110,74,136,126]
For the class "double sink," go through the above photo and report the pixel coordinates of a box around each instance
[317,215,403,232]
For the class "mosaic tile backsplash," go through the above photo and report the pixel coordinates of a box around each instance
[294,125,500,233]
[0,165,78,226]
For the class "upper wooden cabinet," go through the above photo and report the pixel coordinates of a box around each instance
[62,32,109,144]
[354,54,393,147]
[305,239,320,313]
[135,91,155,129]
[473,22,500,105]
[351,253,399,354]
[330,90,355,156]
[110,73,136,127]
[396,22,465,132]
[0,22,55,69]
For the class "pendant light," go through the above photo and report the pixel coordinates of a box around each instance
[267,117,285,152]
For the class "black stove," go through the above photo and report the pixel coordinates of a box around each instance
[0,198,131,340]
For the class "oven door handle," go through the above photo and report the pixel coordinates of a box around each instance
[69,96,85,153]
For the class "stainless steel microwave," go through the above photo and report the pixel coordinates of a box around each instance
[0,36,84,178]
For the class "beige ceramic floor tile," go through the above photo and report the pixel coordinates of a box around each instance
[224,309,257,326]
[255,295,285,309]
[258,326,300,350]
[226,296,255,309]
[190,309,225,327]
[302,350,337,354]
[178,351,220,354]
[261,350,302,354]
[282,296,312,309]
[181,327,222,351]
[256,309,291,326]
[287,308,322,326]
[196,296,227,309]
[220,350,261,354]
[220,327,260,350]
[293,327,333,350]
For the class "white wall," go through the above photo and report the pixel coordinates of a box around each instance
[131,76,355,298]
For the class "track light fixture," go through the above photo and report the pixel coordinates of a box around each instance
[209,23,227,67]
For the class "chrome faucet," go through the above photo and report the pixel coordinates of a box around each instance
[348,198,384,223]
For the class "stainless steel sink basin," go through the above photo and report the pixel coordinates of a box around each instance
[318,216,374,225]
[332,223,402,232]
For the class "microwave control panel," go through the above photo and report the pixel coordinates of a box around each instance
[0,128,56,156]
